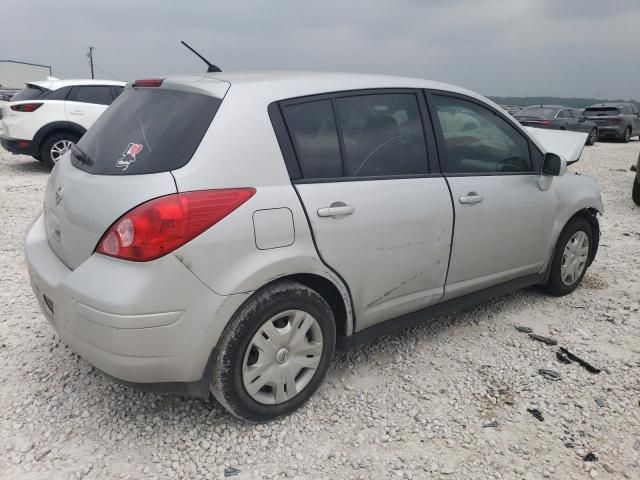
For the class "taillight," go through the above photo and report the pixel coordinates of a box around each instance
[133,78,164,88]
[11,103,43,112]
[96,188,256,262]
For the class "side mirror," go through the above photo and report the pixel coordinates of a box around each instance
[578,117,586,123]
[541,153,567,176]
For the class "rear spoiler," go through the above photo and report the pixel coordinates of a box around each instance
[524,127,588,165]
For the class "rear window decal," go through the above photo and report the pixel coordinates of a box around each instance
[116,143,143,171]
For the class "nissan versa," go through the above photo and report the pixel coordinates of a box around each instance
[25,72,603,421]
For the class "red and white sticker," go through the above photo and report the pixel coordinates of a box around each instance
[116,143,143,171]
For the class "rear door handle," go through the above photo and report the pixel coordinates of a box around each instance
[459,192,483,205]
[317,205,355,217]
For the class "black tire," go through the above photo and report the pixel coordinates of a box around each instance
[33,154,42,162]
[621,127,631,143]
[542,217,593,296]
[41,132,79,169]
[586,128,598,146]
[211,281,336,422]
[633,177,640,206]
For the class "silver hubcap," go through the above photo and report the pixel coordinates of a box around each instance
[590,130,597,143]
[561,231,589,286]
[242,310,323,405]
[50,140,74,163]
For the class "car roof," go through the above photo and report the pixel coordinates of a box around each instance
[585,102,630,108]
[27,79,125,90]
[160,70,498,107]
[521,105,565,110]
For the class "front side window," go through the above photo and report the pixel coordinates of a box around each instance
[432,94,532,174]
[335,93,428,177]
[70,86,114,105]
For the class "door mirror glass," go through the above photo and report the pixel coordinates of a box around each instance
[542,153,563,175]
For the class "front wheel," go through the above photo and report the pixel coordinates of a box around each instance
[586,128,598,146]
[633,177,640,206]
[211,281,336,422]
[542,217,593,296]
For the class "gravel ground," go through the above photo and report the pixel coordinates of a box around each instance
[1,141,639,480]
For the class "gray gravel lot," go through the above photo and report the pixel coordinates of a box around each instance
[1,141,639,480]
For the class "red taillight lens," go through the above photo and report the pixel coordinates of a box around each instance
[96,188,256,261]
[133,78,164,88]
[11,103,43,112]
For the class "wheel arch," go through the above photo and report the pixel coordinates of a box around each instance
[32,121,86,152]
[543,206,601,283]
[252,273,351,338]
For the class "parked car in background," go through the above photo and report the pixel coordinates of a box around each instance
[0,79,125,167]
[515,105,599,145]
[25,72,602,421]
[500,105,522,115]
[0,89,19,101]
[633,150,640,206]
[583,103,640,143]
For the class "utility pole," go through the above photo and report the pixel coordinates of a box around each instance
[87,46,95,79]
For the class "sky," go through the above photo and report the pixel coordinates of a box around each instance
[2,0,639,99]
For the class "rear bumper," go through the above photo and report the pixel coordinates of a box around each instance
[24,213,250,395]
[596,126,625,138]
[0,134,35,156]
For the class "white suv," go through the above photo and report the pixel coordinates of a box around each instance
[25,72,602,421]
[0,79,125,168]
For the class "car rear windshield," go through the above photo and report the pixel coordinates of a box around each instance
[515,107,557,118]
[11,84,50,101]
[72,88,221,175]
[584,107,620,116]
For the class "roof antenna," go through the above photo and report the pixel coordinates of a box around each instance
[180,40,222,73]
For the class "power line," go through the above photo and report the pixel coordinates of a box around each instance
[93,63,125,82]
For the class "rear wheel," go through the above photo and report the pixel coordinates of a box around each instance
[41,132,78,169]
[211,281,336,422]
[622,127,631,143]
[542,217,593,296]
[633,177,640,206]
[586,128,598,146]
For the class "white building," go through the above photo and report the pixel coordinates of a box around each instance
[0,60,52,89]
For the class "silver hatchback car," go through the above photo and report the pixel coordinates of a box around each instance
[25,72,603,421]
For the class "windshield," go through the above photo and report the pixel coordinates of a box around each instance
[583,107,621,117]
[72,87,221,175]
[515,107,558,119]
[11,84,50,101]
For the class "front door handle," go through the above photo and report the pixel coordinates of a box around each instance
[69,110,84,115]
[317,204,355,217]
[459,192,483,205]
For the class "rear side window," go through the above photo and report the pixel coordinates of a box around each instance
[557,109,571,119]
[11,85,50,101]
[45,86,72,100]
[282,100,342,178]
[69,86,114,105]
[584,107,620,116]
[73,88,220,175]
[432,94,532,174]
[281,91,428,180]
[336,94,427,176]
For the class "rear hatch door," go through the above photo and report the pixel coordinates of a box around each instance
[584,107,621,127]
[44,80,227,269]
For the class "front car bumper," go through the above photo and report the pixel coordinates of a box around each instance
[24,213,250,396]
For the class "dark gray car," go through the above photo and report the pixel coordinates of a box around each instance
[583,103,640,143]
[515,105,599,145]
